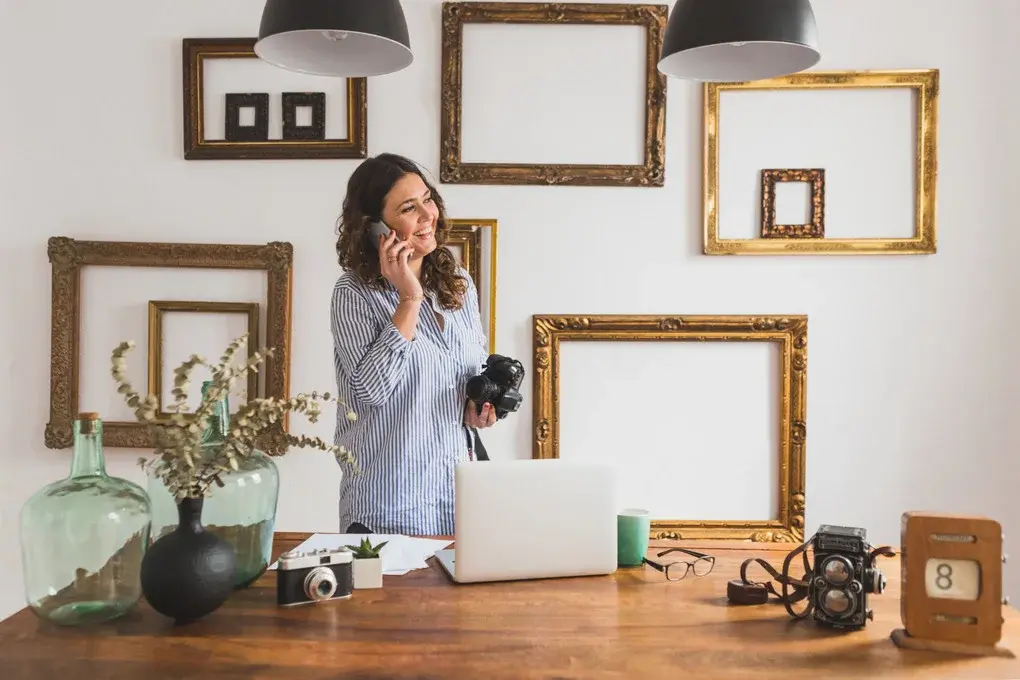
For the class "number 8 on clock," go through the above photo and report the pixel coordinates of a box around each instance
[926,557,980,601]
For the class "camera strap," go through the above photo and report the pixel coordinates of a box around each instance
[727,534,895,621]
[471,429,490,461]
[728,538,814,619]
[463,428,490,462]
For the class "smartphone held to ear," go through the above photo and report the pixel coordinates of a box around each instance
[367,221,392,249]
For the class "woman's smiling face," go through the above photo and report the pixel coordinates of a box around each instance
[379,172,439,259]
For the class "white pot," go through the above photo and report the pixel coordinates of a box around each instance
[352,557,383,589]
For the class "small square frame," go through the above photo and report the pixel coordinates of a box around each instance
[183,37,367,160]
[147,300,261,419]
[45,237,293,449]
[703,69,939,255]
[282,92,326,141]
[761,168,825,239]
[224,93,269,142]
[447,219,498,354]
[533,314,808,542]
[439,2,667,187]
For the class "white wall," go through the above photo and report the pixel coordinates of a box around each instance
[1,0,1018,621]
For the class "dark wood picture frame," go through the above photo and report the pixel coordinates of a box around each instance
[282,92,327,141]
[182,37,367,160]
[146,300,261,419]
[439,2,668,187]
[224,93,270,142]
[761,168,825,239]
[45,237,293,449]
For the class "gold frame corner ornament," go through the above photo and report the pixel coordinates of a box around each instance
[703,69,939,255]
[45,237,293,449]
[532,314,807,542]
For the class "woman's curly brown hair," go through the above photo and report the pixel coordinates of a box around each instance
[335,153,467,311]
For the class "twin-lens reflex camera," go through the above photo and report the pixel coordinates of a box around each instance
[809,524,890,629]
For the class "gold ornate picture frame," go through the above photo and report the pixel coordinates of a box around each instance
[439,2,667,186]
[761,168,825,239]
[447,219,497,353]
[532,314,807,542]
[46,237,293,449]
[703,69,938,255]
[147,300,261,419]
[182,37,368,160]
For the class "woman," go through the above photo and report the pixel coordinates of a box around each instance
[331,153,497,536]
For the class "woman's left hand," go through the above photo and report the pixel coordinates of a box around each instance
[464,400,497,429]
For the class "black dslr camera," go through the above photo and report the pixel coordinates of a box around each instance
[466,354,525,420]
[808,525,889,629]
[277,547,353,607]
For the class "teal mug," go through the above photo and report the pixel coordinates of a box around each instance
[617,508,650,567]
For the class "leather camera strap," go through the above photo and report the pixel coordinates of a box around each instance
[727,537,895,622]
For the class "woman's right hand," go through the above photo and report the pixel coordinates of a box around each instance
[378,230,422,299]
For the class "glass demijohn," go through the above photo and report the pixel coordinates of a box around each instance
[19,413,152,625]
[146,381,280,588]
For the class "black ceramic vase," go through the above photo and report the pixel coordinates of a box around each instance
[140,497,237,624]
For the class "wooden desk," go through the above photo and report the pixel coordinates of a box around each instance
[1,532,1019,679]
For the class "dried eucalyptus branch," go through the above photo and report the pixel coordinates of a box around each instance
[110,333,358,502]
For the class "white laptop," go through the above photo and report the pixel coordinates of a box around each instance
[434,458,617,584]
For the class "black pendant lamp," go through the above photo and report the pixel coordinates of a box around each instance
[657,0,820,82]
[254,0,413,77]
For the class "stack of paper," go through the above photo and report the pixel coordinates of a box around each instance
[268,533,452,576]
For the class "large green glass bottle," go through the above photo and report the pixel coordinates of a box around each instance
[19,413,152,625]
[147,382,280,588]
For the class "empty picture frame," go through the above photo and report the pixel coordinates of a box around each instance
[182,37,367,160]
[704,69,939,255]
[281,92,326,141]
[439,2,667,187]
[533,314,807,542]
[761,168,825,239]
[224,93,270,141]
[45,237,293,449]
[147,300,260,419]
[447,219,498,354]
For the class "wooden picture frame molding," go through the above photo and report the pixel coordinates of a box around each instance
[440,2,668,187]
[147,300,261,419]
[182,37,368,160]
[703,69,939,255]
[447,218,498,354]
[45,237,293,449]
[533,314,808,542]
[760,168,825,239]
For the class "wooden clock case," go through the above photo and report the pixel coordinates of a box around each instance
[891,512,1013,658]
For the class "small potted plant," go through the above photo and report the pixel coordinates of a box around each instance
[346,537,387,589]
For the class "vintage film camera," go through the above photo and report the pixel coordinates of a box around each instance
[277,546,353,607]
[466,354,525,420]
[728,523,893,631]
[808,525,891,629]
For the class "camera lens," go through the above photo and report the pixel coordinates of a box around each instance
[821,588,855,617]
[303,567,338,601]
[820,556,853,585]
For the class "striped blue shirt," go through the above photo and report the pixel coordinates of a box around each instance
[330,265,490,535]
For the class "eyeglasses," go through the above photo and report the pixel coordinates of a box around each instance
[643,548,716,581]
